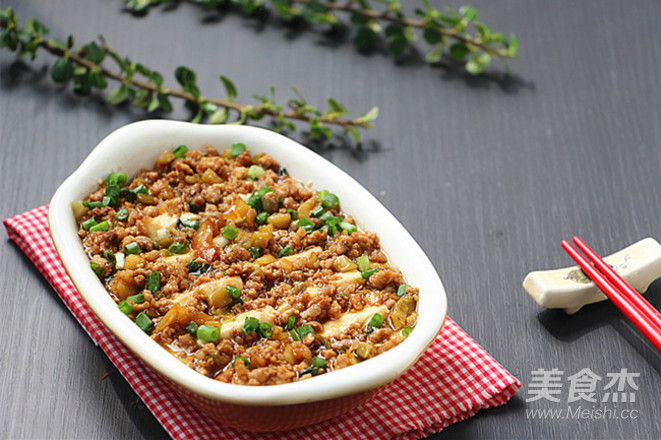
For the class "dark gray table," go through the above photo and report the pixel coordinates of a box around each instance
[2,1,660,439]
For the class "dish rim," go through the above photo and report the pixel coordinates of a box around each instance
[48,120,448,406]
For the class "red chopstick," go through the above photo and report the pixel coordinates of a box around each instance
[572,236,661,330]
[561,238,661,352]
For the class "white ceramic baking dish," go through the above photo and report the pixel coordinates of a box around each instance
[49,120,447,431]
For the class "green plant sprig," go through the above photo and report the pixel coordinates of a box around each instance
[0,7,377,142]
[123,0,518,75]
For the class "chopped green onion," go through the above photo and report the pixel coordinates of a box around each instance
[340,221,357,235]
[242,316,260,334]
[286,208,298,220]
[82,200,104,209]
[255,212,269,225]
[173,144,188,158]
[118,301,133,315]
[356,255,370,272]
[247,165,265,180]
[278,246,293,258]
[82,217,98,230]
[135,312,153,333]
[286,315,296,331]
[187,259,210,274]
[299,366,319,377]
[296,217,315,235]
[257,186,274,198]
[397,284,408,297]
[168,240,188,254]
[296,324,314,339]
[132,184,149,195]
[402,326,412,338]
[107,172,127,187]
[197,324,220,342]
[249,247,263,259]
[104,250,116,264]
[147,271,161,292]
[101,196,113,207]
[232,356,249,369]
[259,322,273,338]
[124,242,141,254]
[104,185,120,206]
[226,285,242,305]
[127,293,145,304]
[115,208,129,221]
[231,142,246,158]
[366,313,384,334]
[321,193,339,210]
[180,219,200,229]
[317,190,329,201]
[222,225,238,240]
[361,268,378,279]
[311,206,325,218]
[312,356,327,369]
[89,221,109,232]
[90,262,102,276]
[185,322,198,336]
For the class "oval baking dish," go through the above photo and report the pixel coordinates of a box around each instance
[49,120,447,431]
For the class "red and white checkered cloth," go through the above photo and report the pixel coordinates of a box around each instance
[4,206,520,440]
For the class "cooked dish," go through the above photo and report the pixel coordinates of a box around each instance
[74,143,418,385]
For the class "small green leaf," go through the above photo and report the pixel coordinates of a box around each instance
[425,47,443,63]
[423,26,442,45]
[459,5,479,22]
[353,26,376,51]
[84,41,105,64]
[209,108,229,124]
[50,58,74,83]
[174,65,196,87]
[219,75,237,99]
[465,52,492,75]
[158,93,173,113]
[48,38,68,51]
[147,96,160,112]
[449,43,470,60]
[107,85,129,105]
[133,88,152,108]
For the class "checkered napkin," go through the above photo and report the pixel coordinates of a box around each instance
[4,206,520,440]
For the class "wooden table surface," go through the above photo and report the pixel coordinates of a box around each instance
[1,1,660,439]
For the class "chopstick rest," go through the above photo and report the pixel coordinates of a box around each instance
[523,238,661,314]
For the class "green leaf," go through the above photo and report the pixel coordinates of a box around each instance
[465,53,491,75]
[219,75,237,98]
[386,32,410,56]
[425,47,443,63]
[346,126,361,144]
[50,58,74,83]
[209,108,229,124]
[449,43,470,60]
[201,102,217,114]
[362,106,379,122]
[48,38,68,51]
[107,85,129,105]
[158,93,173,113]
[508,33,519,56]
[133,88,152,108]
[459,5,479,22]
[327,98,348,116]
[174,65,196,87]
[84,41,105,64]
[423,26,442,45]
[147,96,160,112]
[91,72,108,89]
[353,26,376,51]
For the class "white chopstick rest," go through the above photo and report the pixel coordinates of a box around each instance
[523,238,661,314]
